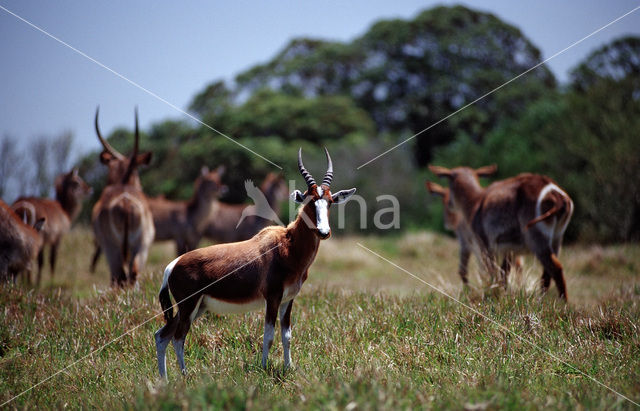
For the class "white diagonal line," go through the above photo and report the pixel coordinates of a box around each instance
[356,242,640,408]
[0,242,281,407]
[0,4,282,170]
[357,5,640,169]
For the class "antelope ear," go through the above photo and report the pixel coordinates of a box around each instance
[426,181,447,197]
[290,190,305,203]
[71,167,79,177]
[476,164,497,177]
[332,188,356,204]
[216,165,226,176]
[428,165,453,178]
[201,166,210,176]
[136,152,152,166]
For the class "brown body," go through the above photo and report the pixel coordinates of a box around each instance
[11,169,91,285]
[202,173,288,243]
[0,200,44,282]
[92,107,154,286]
[154,148,356,379]
[148,166,226,255]
[426,181,523,285]
[429,165,573,300]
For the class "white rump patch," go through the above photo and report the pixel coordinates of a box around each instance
[535,183,569,241]
[315,198,330,235]
[536,184,568,219]
[160,256,181,293]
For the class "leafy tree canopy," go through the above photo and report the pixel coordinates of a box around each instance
[570,36,640,94]
[193,5,556,165]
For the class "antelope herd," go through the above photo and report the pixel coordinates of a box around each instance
[0,107,577,379]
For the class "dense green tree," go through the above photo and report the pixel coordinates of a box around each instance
[213,5,556,165]
[570,36,640,94]
[433,36,640,242]
[199,88,375,144]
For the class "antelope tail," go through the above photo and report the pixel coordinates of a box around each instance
[122,212,130,262]
[159,258,179,323]
[159,286,173,323]
[526,205,561,230]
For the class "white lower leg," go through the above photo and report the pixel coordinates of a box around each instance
[261,322,275,368]
[281,326,292,369]
[154,330,170,379]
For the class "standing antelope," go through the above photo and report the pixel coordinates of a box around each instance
[429,165,573,300]
[0,199,45,283]
[426,181,522,285]
[147,166,227,255]
[92,107,154,286]
[12,168,91,285]
[154,148,355,379]
[201,172,289,243]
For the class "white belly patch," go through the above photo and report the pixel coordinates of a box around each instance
[202,296,265,315]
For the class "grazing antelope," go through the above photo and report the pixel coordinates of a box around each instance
[202,172,289,243]
[0,200,45,283]
[154,148,355,379]
[12,168,91,285]
[426,181,522,285]
[429,165,573,300]
[148,166,227,255]
[92,107,154,286]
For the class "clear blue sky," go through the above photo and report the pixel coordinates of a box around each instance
[1,0,639,164]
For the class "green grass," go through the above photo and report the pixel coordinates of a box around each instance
[1,228,639,409]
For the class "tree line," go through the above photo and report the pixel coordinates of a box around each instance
[5,5,638,242]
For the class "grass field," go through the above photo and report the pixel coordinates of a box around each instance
[1,227,639,409]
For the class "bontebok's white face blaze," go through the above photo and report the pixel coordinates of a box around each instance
[315,186,330,236]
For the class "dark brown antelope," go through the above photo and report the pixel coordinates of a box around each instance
[92,107,154,286]
[201,172,289,244]
[426,180,522,285]
[0,200,45,283]
[148,166,227,255]
[12,168,91,285]
[429,165,573,300]
[154,148,355,379]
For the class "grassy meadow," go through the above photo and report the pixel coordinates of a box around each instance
[1,227,639,409]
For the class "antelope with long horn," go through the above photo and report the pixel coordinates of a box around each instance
[92,107,154,286]
[12,168,92,285]
[429,165,573,300]
[154,148,355,379]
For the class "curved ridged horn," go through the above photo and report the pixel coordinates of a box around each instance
[321,147,333,187]
[132,106,139,159]
[94,107,125,160]
[121,107,140,184]
[298,148,316,188]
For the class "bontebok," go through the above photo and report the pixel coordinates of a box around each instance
[154,148,356,379]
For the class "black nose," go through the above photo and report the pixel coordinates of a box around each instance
[318,231,331,240]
